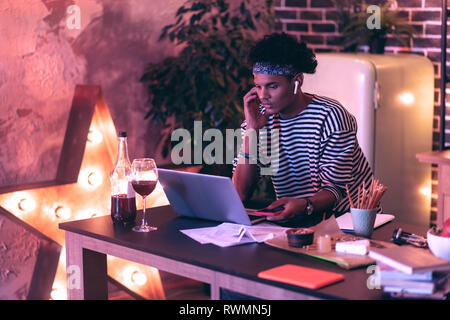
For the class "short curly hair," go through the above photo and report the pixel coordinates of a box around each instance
[248,33,317,75]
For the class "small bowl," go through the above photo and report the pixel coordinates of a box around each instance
[286,228,315,248]
[427,228,450,261]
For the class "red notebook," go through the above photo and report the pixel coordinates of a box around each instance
[257,264,344,289]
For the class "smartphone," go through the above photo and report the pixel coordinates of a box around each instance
[252,206,285,216]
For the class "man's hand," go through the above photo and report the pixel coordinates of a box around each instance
[264,197,307,221]
[243,87,269,130]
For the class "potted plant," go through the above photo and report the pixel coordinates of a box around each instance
[334,0,417,53]
[330,0,363,52]
[140,0,278,164]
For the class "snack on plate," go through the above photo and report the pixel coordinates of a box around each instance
[286,228,314,247]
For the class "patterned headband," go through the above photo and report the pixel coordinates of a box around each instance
[253,62,298,77]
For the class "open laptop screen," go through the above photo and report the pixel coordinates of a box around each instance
[157,169,253,225]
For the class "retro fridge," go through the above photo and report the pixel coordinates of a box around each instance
[302,53,434,226]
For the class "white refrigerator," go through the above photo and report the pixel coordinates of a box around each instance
[302,53,434,227]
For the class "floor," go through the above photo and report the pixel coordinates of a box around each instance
[108,271,210,300]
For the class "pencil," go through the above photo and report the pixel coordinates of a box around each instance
[357,186,361,208]
[346,184,354,208]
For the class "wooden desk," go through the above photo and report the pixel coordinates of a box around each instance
[417,150,450,228]
[59,206,425,300]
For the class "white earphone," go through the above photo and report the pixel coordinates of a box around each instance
[294,80,299,95]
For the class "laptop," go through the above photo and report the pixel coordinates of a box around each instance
[157,169,263,225]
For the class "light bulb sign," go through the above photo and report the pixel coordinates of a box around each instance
[0,85,167,300]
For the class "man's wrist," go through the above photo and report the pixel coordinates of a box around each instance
[245,122,261,131]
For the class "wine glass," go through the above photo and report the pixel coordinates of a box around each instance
[130,158,158,232]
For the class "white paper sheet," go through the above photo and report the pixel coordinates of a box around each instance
[180,222,289,247]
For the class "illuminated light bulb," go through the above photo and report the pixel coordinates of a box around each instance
[123,266,147,287]
[87,171,102,187]
[18,198,36,212]
[131,270,147,286]
[399,92,414,105]
[60,246,66,268]
[419,185,431,198]
[50,281,66,300]
[76,210,99,220]
[54,206,71,220]
[87,129,103,144]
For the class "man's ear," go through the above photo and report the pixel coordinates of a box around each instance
[294,73,304,87]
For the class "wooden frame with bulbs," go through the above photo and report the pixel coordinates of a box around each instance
[0,85,167,300]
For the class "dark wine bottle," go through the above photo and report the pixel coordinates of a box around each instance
[110,131,136,225]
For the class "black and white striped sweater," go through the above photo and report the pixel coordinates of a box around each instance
[233,94,376,216]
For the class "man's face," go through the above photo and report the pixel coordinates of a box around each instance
[253,73,295,115]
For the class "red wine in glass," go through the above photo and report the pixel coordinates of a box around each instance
[130,158,158,232]
[131,180,157,197]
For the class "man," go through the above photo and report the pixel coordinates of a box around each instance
[232,33,375,227]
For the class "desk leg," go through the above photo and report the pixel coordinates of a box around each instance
[210,282,221,300]
[65,232,108,300]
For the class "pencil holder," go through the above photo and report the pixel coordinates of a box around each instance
[350,208,377,238]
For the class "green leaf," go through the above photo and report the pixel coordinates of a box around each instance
[218,0,228,13]
[191,2,206,11]
[142,0,276,157]
[220,12,229,26]
[176,6,186,16]
[240,2,246,15]
[215,71,225,88]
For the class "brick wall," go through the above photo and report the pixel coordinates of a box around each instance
[274,0,446,225]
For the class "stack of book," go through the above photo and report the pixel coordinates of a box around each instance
[369,246,450,299]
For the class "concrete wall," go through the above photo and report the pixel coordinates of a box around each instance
[0,213,40,299]
[0,0,183,188]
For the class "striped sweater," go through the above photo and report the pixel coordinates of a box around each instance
[233,94,376,216]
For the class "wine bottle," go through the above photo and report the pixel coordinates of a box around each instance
[110,131,136,225]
